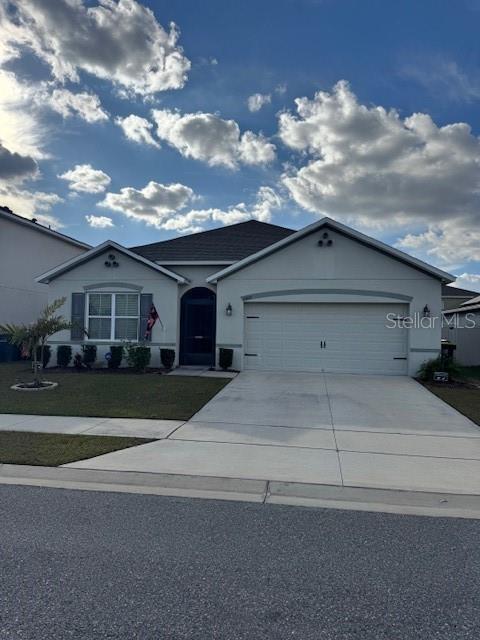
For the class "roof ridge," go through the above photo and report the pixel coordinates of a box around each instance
[0,206,90,249]
[130,219,294,251]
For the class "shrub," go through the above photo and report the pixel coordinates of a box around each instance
[73,353,84,370]
[417,356,460,382]
[160,348,175,371]
[108,345,123,369]
[36,345,51,369]
[81,344,97,368]
[126,344,151,372]
[218,347,233,371]
[57,345,72,367]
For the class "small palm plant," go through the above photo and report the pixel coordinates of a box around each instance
[0,297,70,387]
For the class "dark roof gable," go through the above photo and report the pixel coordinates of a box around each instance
[442,284,479,298]
[130,220,295,262]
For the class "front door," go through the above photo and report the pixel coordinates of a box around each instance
[180,288,216,366]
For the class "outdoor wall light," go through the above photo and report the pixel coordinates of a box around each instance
[423,304,431,318]
[225,303,233,316]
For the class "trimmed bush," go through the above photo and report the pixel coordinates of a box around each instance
[417,356,459,382]
[218,347,233,371]
[73,353,84,370]
[160,348,175,371]
[126,344,151,372]
[81,344,97,368]
[36,345,51,369]
[57,345,72,368]
[108,345,123,369]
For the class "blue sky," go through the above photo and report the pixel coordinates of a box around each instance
[1,0,480,290]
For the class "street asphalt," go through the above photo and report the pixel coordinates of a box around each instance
[0,485,479,639]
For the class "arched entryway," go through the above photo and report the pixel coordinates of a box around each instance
[180,287,216,366]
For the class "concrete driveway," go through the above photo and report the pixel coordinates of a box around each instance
[68,372,480,495]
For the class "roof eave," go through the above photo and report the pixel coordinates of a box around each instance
[36,240,187,284]
[443,305,480,314]
[207,217,455,284]
[0,208,91,250]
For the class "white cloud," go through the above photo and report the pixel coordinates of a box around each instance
[1,0,191,96]
[0,70,107,168]
[247,93,271,112]
[98,182,281,234]
[279,81,480,262]
[401,57,480,103]
[396,220,480,265]
[85,214,114,229]
[48,88,108,123]
[173,186,282,232]
[0,69,46,160]
[451,273,480,293]
[275,83,287,95]
[115,114,159,147]
[59,164,111,194]
[152,108,276,168]
[98,180,195,227]
[0,184,63,227]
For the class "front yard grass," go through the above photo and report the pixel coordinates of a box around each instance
[424,383,480,426]
[0,431,153,466]
[0,362,230,420]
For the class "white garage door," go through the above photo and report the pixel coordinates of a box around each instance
[244,303,408,375]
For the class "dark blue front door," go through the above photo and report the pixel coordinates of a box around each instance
[180,288,216,366]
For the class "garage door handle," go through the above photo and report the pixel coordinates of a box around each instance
[320,341,326,349]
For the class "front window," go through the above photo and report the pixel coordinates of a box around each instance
[87,293,139,341]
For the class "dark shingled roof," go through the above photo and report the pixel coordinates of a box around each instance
[130,220,295,262]
[442,284,478,298]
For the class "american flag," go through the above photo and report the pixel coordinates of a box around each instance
[144,304,161,339]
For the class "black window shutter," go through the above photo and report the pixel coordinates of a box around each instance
[140,293,153,341]
[71,293,85,340]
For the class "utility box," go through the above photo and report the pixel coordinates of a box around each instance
[0,335,20,362]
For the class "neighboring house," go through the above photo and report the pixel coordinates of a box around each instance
[443,295,480,366]
[441,284,478,311]
[0,207,90,326]
[37,217,454,376]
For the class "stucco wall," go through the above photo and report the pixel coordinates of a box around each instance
[46,249,179,368]
[214,229,443,376]
[446,312,480,366]
[0,215,87,325]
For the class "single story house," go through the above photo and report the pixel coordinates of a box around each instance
[443,296,480,366]
[37,217,455,376]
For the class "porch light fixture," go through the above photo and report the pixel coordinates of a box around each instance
[423,304,431,318]
[225,303,233,316]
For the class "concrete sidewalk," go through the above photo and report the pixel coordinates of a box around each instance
[0,413,184,439]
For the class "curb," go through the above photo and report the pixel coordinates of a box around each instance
[0,464,480,519]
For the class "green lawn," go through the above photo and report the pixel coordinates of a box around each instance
[424,384,480,426]
[0,430,153,466]
[0,362,230,420]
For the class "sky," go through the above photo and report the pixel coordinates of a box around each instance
[1,0,480,291]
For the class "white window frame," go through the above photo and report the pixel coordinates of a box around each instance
[85,292,140,342]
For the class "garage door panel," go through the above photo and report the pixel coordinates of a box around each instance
[244,303,408,375]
